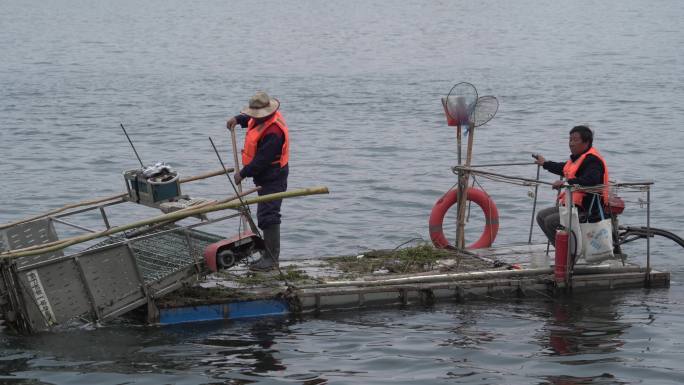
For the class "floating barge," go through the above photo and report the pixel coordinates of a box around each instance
[154,243,670,326]
[0,167,675,334]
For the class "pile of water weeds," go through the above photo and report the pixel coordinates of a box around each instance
[156,285,251,307]
[228,266,321,287]
[155,244,497,307]
[325,243,494,277]
[156,266,319,307]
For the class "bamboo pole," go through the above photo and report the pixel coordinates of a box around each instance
[1,186,329,259]
[0,168,233,230]
[294,265,645,290]
[6,186,259,254]
[178,168,234,184]
[457,124,462,166]
[310,268,553,288]
[123,186,260,239]
[455,125,475,249]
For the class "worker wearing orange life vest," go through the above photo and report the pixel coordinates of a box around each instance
[227,91,289,271]
[533,125,609,245]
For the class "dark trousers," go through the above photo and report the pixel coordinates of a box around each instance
[255,172,287,230]
[537,205,594,246]
[536,206,560,245]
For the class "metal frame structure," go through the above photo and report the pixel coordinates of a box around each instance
[0,199,239,334]
[452,163,655,288]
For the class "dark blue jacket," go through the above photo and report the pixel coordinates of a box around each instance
[543,148,606,220]
[235,114,288,185]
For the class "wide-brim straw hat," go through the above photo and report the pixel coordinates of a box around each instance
[240,91,280,119]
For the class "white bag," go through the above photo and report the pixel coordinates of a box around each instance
[558,204,583,258]
[580,195,615,263]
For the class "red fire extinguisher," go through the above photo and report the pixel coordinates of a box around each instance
[555,230,569,282]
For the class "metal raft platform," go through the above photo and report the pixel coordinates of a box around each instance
[153,243,671,326]
[0,217,223,333]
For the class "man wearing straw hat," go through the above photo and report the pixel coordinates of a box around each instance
[227,91,290,271]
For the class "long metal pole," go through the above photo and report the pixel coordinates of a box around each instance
[208,137,258,235]
[453,166,555,186]
[528,164,541,243]
[120,123,145,168]
[209,137,248,212]
[646,186,651,286]
[470,161,538,168]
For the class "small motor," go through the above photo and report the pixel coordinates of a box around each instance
[204,231,265,272]
[123,165,181,208]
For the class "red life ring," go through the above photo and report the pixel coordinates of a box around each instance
[429,188,499,249]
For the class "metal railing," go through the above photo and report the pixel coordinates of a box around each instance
[452,162,654,287]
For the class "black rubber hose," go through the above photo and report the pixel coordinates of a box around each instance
[620,226,684,249]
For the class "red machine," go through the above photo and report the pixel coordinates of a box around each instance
[204,230,265,272]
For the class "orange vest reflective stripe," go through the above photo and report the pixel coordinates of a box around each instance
[558,147,610,207]
[241,111,289,168]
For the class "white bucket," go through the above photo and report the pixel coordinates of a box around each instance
[530,253,550,269]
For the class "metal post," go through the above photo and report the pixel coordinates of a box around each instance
[99,206,111,230]
[646,186,651,286]
[565,186,574,288]
[183,227,201,278]
[124,242,150,302]
[528,164,541,244]
[50,217,99,233]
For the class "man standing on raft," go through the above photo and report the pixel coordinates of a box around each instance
[227,91,290,271]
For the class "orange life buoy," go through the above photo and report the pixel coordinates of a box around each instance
[429,188,499,249]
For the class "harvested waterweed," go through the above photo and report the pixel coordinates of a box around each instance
[232,266,317,287]
[326,244,488,276]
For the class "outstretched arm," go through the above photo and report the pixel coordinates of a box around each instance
[533,154,564,176]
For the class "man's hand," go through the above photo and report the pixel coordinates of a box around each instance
[234,171,243,186]
[532,153,546,165]
[552,180,565,190]
[226,117,237,131]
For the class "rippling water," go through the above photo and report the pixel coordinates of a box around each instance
[1,0,684,383]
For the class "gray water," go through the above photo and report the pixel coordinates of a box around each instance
[1,0,684,383]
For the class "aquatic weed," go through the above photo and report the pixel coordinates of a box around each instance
[327,243,455,275]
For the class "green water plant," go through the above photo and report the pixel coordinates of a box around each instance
[327,243,457,275]
[233,265,315,287]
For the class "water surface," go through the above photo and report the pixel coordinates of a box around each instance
[1,0,683,383]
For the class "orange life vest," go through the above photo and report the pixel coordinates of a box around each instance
[241,111,289,168]
[558,147,610,207]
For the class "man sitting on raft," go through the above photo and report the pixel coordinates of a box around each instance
[534,125,610,245]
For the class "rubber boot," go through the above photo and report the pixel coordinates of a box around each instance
[249,224,280,271]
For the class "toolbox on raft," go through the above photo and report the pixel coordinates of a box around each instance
[123,164,181,207]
